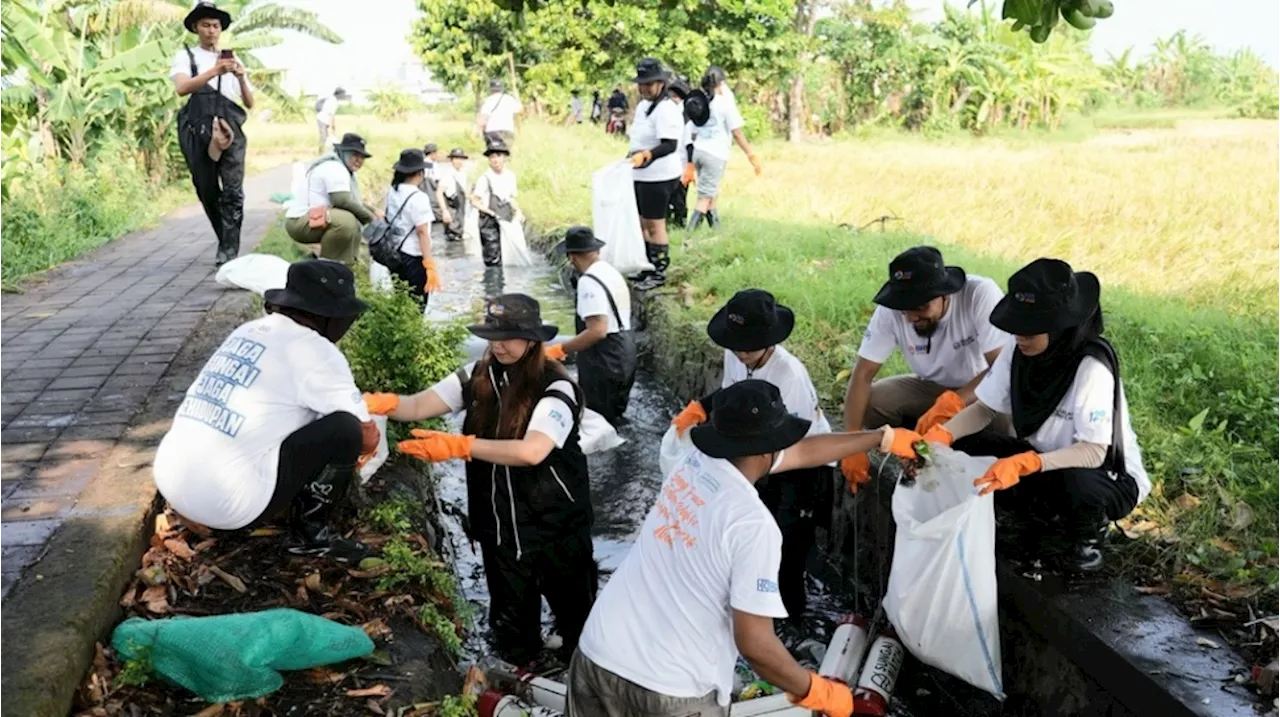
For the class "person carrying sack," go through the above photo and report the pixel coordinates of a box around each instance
[671,289,833,618]
[363,295,597,667]
[472,139,522,267]
[170,1,254,266]
[568,380,923,717]
[907,259,1151,572]
[380,149,442,306]
[545,227,638,427]
[284,133,382,264]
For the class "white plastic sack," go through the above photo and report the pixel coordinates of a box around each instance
[214,254,291,296]
[592,160,653,276]
[500,218,537,267]
[463,206,482,256]
[658,424,695,477]
[882,445,1003,698]
[579,409,625,454]
[358,415,389,485]
[369,261,394,293]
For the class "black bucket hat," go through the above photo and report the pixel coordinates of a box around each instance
[334,87,349,99]
[483,139,510,156]
[707,289,795,352]
[423,142,440,156]
[554,226,607,255]
[872,246,967,311]
[468,294,558,342]
[393,148,429,174]
[989,258,1100,336]
[683,89,711,127]
[691,380,812,460]
[489,79,504,92]
[333,133,372,158]
[184,1,231,32]
[448,147,469,160]
[264,260,368,318]
[633,57,668,84]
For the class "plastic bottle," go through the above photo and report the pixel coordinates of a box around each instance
[818,614,870,683]
[852,627,905,716]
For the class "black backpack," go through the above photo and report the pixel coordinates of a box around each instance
[315,97,325,113]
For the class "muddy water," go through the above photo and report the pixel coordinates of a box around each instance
[420,237,961,714]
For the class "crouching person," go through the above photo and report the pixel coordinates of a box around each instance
[364,294,596,667]
[153,260,375,562]
[284,133,381,264]
[567,380,923,717]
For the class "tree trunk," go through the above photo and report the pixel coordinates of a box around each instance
[787,0,820,143]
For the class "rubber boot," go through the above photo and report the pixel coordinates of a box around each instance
[687,211,705,232]
[287,464,369,563]
[632,241,659,286]
[708,210,721,229]
[635,243,668,291]
[1066,520,1108,573]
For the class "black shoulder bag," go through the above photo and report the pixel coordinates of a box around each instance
[364,189,416,272]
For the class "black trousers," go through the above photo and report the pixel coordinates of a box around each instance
[481,530,598,665]
[577,333,637,427]
[255,411,363,524]
[393,251,429,307]
[756,465,832,618]
[478,214,502,266]
[182,122,246,257]
[952,431,1139,529]
[667,182,689,226]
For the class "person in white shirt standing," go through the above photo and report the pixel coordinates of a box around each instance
[471,139,521,267]
[476,79,523,145]
[315,87,346,153]
[840,246,1007,492]
[153,260,377,562]
[626,57,684,291]
[670,289,833,618]
[544,227,637,427]
[439,147,470,242]
[420,143,453,236]
[170,1,254,266]
[686,66,762,232]
[383,149,442,306]
[569,380,924,717]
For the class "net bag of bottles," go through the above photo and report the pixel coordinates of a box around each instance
[882,445,1005,698]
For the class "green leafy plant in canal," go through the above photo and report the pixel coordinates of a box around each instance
[114,655,152,689]
[419,601,464,657]
[437,693,478,717]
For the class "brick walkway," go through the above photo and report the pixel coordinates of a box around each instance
[0,166,289,598]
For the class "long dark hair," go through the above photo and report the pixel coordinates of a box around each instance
[391,169,422,188]
[701,66,727,96]
[468,343,569,439]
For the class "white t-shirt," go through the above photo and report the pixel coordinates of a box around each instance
[693,94,746,161]
[285,158,354,218]
[857,275,1006,388]
[169,46,250,108]
[153,314,370,530]
[317,95,339,124]
[440,164,467,198]
[480,93,522,133]
[976,336,1152,503]
[721,345,831,437]
[577,261,631,334]
[629,98,684,182]
[578,448,788,706]
[428,362,575,448]
[384,183,435,257]
[473,169,518,208]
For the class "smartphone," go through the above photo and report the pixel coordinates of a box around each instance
[219,49,234,59]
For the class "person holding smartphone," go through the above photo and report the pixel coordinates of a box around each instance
[170,1,254,266]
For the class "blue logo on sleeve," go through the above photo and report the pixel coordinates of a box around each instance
[756,579,779,593]
[1088,409,1107,423]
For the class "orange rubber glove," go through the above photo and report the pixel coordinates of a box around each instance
[680,162,696,186]
[397,429,475,462]
[840,453,871,494]
[423,257,442,293]
[880,426,925,460]
[360,420,380,455]
[630,150,652,168]
[748,153,763,176]
[671,400,707,437]
[915,390,966,434]
[922,423,954,447]
[974,451,1042,496]
[544,343,568,361]
[363,392,400,416]
[790,673,854,717]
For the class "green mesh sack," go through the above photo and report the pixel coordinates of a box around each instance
[111,608,375,702]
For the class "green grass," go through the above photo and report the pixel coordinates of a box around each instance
[254,217,311,262]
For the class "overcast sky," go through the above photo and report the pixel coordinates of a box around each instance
[254,0,1279,94]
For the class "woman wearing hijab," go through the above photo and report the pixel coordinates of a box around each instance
[285,133,382,263]
[363,294,596,667]
[383,149,442,306]
[916,259,1150,571]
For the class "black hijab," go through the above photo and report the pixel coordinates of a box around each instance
[1009,307,1117,439]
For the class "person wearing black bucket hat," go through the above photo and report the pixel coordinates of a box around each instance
[627,57,684,291]
[170,1,254,266]
[476,78,523,144]
[364,294,596,666]
[841,246,1008,492]
[546,227,637,426]
[671,289,832,617]
[438,147,470,242]
[418,143,452,234]
[911,258,1151,572]
[571,380,922,717]
[472,139,522,266]
[380,148,442,305]
[153,260,375,563]
[686,65,761,232]
[285,133,383,264]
